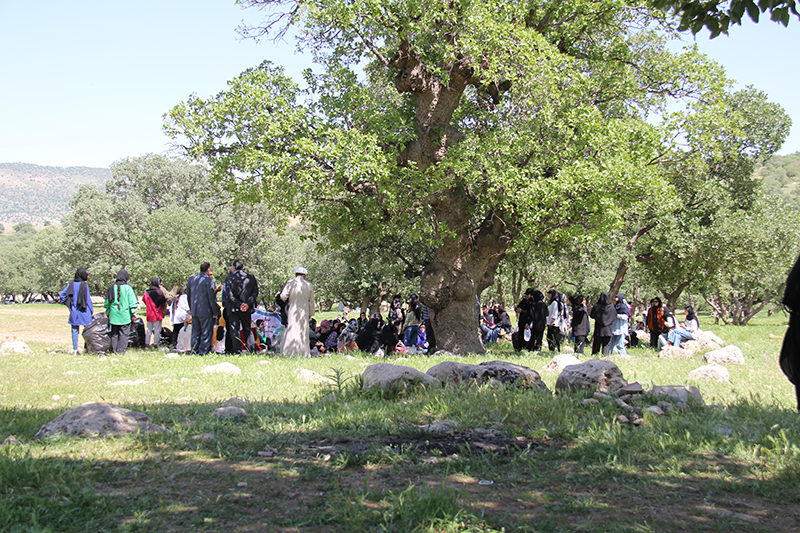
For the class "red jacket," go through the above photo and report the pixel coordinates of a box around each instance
[143,291,166,322]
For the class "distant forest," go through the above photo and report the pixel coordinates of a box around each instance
[756,151,800,208]
[0,163,110,227]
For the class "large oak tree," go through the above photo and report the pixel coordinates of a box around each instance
[166,0,741,353]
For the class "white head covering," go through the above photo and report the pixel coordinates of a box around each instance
[294,267,308,275]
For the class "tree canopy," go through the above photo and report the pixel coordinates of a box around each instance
[651,0,799,37]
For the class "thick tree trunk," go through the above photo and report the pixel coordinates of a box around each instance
[661,280,689,312]
[420,190,514,354]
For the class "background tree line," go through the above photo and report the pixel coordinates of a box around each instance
[1,150,799,327]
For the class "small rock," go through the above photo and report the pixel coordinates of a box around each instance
[593,392,611,400]
[616,415,630,424]
[542,353,581,373]
[2,435,22,446]
[615,382,644,395]
[201,362,241,375]
[419,420,459,434]
[716,428,734,436]
[51,395,60,401]
[98,356,108,361]
[646,406,664,416]
[657,401,674,413]
[191,433,216,441]
[295,368,335,384]
[0,340,33,354]
[258,444,278,457]
[164,353,181,359]
[211,406,247,418]
[222,397,247,407]
[582,398,599,406]
[180,377,189,383]
[258,360,271,365]
[689,363,730,382]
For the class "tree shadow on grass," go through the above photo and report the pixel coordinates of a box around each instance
[3,394,800,532]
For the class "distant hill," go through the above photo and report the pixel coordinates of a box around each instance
[0,162,110,228]
[755,151,800,208]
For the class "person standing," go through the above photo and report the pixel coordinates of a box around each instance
[221,264,237,353]
[59,267,93,354]
[610,293,631,355]
[104,269,138,353]
[279,267,316,357]
[590,292,615,355]
[646,297,667,349]
[186,261,218,355]
[571,295,591,354]
[143,277,167,348]
[225,259,259,353]
[546,289,566,352]
[169,285,190,346]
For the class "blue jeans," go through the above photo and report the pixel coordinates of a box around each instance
[71,325,80,351]
[610,334,627,355]
[484,327,500,344]
[668,328,694,348]
[404,326,419,347]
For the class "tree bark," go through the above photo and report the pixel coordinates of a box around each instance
[420,190,515,354]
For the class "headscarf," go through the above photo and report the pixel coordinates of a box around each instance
[615,293,630,317]
[65,268,89,312]
[146,277,167,308]
[106,269,129,303]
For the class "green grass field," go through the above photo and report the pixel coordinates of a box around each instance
[2,304,800,532]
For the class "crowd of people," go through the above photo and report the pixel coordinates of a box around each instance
[504,289,700,356]
[58,262,701,358]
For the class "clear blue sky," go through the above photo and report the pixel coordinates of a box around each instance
[1,1,798,168]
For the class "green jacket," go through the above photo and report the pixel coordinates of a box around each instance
[104,284,138,325]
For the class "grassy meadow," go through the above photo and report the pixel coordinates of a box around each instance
[2,304,800,532]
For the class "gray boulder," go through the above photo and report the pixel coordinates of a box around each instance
[478,360,549,391]
[688,364,730,382]
[555,359,627,395]
[659,345,693,358]
[646,385,704,405]
[426,360,549,391]
[541,353,582,373]
[703,345,745,365]
[362,363,439,392]
[426,361,486,387]
[34,402,168,439]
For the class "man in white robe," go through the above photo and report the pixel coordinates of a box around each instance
[280,267,315,356]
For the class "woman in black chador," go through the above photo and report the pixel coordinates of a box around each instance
[590,292,616,355]
[571,295,591,354]
[530,290,548,351]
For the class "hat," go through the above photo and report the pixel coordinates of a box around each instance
[294,267,308,275]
